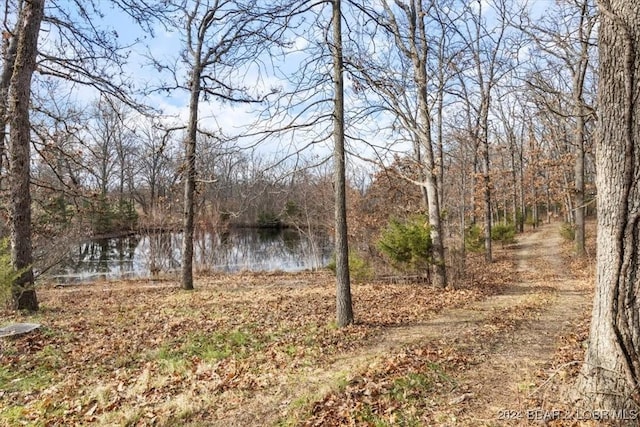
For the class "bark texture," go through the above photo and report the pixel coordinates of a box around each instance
[572,0,593,257]
[573,0,640,413]
[181,67,199,291]
[7,0,44,311]
[409,1,446,287]
[332,0,353,327]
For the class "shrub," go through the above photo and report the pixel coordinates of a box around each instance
[465,224,484,253]
[525,214,539,227]
[257,211,282,228]
[284,200,299,217]
[43,195,72,225]
[327,251,374,282]
[377,215,432,274]
[0,239,26,307]
[87,196,139,235]
[114,199,139,230]
[491,223,516,247]
[89,195,112,235]
[560,222,575,241]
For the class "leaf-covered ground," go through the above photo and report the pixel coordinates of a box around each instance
[0,223,594,426]
[299,224,596,427]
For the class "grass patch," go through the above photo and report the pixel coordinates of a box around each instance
[152,327,263,364]
[559,222,575,241]
[0,355,58,394]
[351,369,440,426]
[276,394,315,427]
[0,406,27,426]
[390,371,438,401]
[0,260,519,425]
[304,355,459,426]
[354,404,422,427]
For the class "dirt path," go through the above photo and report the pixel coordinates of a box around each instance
[212,223,592,426]
[452,224,592,425]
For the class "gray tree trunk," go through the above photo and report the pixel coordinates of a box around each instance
[404,0,447,287]
[7,0,44,311]
[573,102,586,255]
[0,16,20,186]
[572,0,592,256]
[332,0,353,327]
[573,0,640,412]
[415,69,447,287]
[480,96,492,262]
[181,66,200,291]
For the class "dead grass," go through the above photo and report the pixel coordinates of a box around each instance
[0,255,512,426]
[285,223,595,427]
[0,222,597,426]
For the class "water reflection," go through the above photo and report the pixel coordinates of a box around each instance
[50,228,332,283]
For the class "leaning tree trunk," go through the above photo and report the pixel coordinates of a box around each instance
[332,0,353,327]
[573,0,640,413]
[7,0,44,311]
[573,106,586,255]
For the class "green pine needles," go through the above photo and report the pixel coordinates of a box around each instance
[377,215,432,275]
[0,239,27,307]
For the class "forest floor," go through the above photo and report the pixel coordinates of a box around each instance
[0,222,599,426]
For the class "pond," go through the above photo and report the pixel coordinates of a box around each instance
[48,228,333,283]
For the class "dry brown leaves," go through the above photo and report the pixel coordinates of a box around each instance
[0,253,515,426]
[306,344,471,426]
[304,291,551,427]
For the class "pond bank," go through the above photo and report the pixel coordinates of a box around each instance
[47,227,332,284]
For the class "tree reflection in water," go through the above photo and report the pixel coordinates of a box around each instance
[50,228,332,283]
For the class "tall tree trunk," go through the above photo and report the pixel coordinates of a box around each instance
[460,148,467,264]
[332,0,353,327]
[572,0,591,256]
[436,87,444,212]
[181,67,200,291]
[8,0,44,311]
[0,17,20,187]
[416,87,446,287]
[518,147,525,233]
[510,142,519,228]
[480,109,492,262]
[573,0,640,412]
[471,146,478,225]
[573,109,585,253]
[410,0,446,288]
[412,138,429,209]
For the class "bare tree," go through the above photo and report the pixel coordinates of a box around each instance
[150,0,288,290]
[572,0,640,412]
[234,0,356,325]
[134,119,180,217]
[452,0,516,262]
[349,0,453,287]
[0,0,21,184]
[82,97,123,197]
[1,0,167,310]
[522,0,597,255]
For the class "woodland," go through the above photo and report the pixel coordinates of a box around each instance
[1,0,640,425]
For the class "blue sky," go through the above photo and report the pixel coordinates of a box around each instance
[36,0,563,173]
